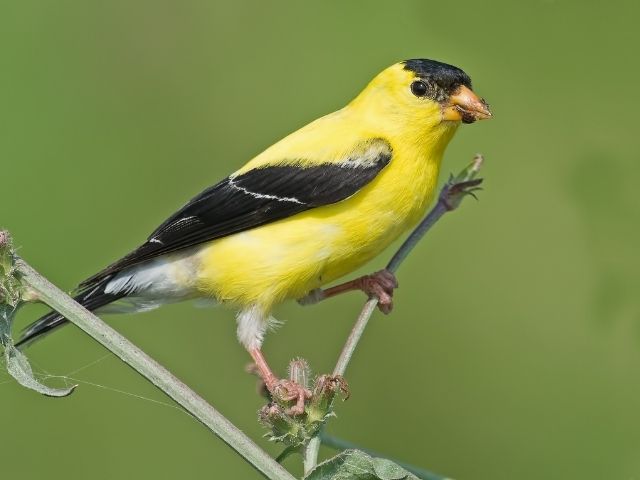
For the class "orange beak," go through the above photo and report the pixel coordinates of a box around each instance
[442,85,492,124]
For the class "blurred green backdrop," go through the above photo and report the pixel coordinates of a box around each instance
[1,1,639,479]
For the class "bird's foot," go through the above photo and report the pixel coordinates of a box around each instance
[268,378,313,416]
[258,366,350,447]
[355,269,398,314]
[249,348,312,416]
[298,269,398,313]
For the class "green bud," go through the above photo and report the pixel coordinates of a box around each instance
[0,230,22,308]
[288,358,310,388]
[258,358,349,448]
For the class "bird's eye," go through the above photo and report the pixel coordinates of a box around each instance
[410,80,428,97]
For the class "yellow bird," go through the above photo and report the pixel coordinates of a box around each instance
[18,59,491,411]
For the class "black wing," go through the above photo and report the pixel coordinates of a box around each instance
[81,138,392,288]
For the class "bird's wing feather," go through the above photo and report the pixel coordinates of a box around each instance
[80,138,392,288]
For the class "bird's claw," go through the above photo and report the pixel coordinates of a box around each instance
[270,379,312,416]
[358,269,398,314]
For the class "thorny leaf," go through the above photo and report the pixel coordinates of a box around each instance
[0,231,22,308]
[372,458,412,480]
[1,232,76,397]
[305,449,443,480]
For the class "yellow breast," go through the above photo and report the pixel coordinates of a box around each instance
[194,105,458,310]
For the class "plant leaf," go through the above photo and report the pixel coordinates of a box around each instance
[305,449,429,480]
[1,304,76,397]
[4,344,76,397]
[372,458,411,480]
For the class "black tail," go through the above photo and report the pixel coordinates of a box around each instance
[15,277,125,348]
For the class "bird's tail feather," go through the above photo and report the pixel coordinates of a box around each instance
[15,277,125,348]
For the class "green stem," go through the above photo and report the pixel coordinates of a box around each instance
[303,436,321,476]
[15,259,296,480]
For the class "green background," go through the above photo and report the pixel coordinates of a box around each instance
[2,1,639,479]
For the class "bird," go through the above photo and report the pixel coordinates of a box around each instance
[17,58,491,413]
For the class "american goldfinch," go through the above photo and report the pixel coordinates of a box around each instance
[19,59,491,410]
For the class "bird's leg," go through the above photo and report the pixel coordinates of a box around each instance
[248,347,311,415]
[298,269,398,314]
[238,307,311,415]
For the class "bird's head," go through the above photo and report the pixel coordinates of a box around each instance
[350,59,491,140]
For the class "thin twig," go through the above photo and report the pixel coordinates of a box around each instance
[304,155,484,474]
[15,259,296,480]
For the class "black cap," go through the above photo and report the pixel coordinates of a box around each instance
[403,59,472,94]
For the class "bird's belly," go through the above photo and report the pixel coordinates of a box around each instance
[196,167,435,309]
